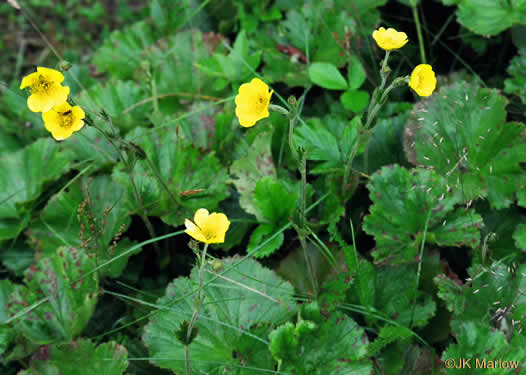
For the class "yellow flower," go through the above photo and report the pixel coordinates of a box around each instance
[409,64,437,97]
[20,67,70,112]
[372,27,408,51]
[235,78,273,127]
[185,208,230,244]
[42,102,85,141]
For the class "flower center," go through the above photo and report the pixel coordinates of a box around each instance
[250,94,267,114]
[30,75,52,94]
[59,111,74,128]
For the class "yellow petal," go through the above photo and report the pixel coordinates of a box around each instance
[250,78,268,91]
[235,108,259,127]
[50,128,74,141]
[185,219,207,243]
[42,109,62,133]
[194,208,210,229]
[54,85,70,107]
[201,213,230,244]
[20,72,39,89]
[28,93,54,112]
[72,106,86,131]
[53,101,72,112]
[37,67,65,84]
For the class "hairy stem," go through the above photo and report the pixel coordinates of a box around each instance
[185,243,209,375]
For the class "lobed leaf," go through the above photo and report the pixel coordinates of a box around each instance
[18,339,128,375]
[269,302,372,374]
[8,247,98,345]
[404,81,526,209]
[363,165,482,265]
[143,257,296,374]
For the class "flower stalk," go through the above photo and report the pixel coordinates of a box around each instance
[272,99,318,295]
[185,243,209,375]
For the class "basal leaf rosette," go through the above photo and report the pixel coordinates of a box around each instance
[18,339,128,375]
[404,81,526,209]
[268,302,372,375]
[8,247,98,344]
[143,257,296,374]
[363,165,482,265]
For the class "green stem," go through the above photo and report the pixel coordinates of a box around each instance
[341,51,391,197]
[151,76,159,113]
[288,116,298,163]
[143,154,181,206]
[286,103,317,295]
[185,243,209,375]
[88,120,127,164]
[411,0,427,64]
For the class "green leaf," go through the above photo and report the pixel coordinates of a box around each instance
[361,112,410,174]
[404,81,526,209]
[340,90,369,112]
[113,127,230,226]
[0,127,22,158]
[455,0,526,36]
[0,138,73,223]
[347,55,367,89]
[28,175,136,278]
[62,126,120,168]
[269,302,372,374]
[363,165,482,265]
[367,325,412,356]
[513,222,526,251]
[92,21,159,79]
[8,247,98,344]
[442,322,524,375]
[197,30,260,83]
[477,203,523,262]
[247,224,285,259]
[230,130,277,220]
[308,62,347,90]
[435,262,526,332]
[375,263,436,328]
[76,80,151,133]
[295,116,359,174]
[143,257,296,373]
[0,280,14,355]
[276,241,335,297]
[18,339,128,375]
[150,0,167,29]
[504,48,526,106]
[156,30,217,95]
[254,177,297,225]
